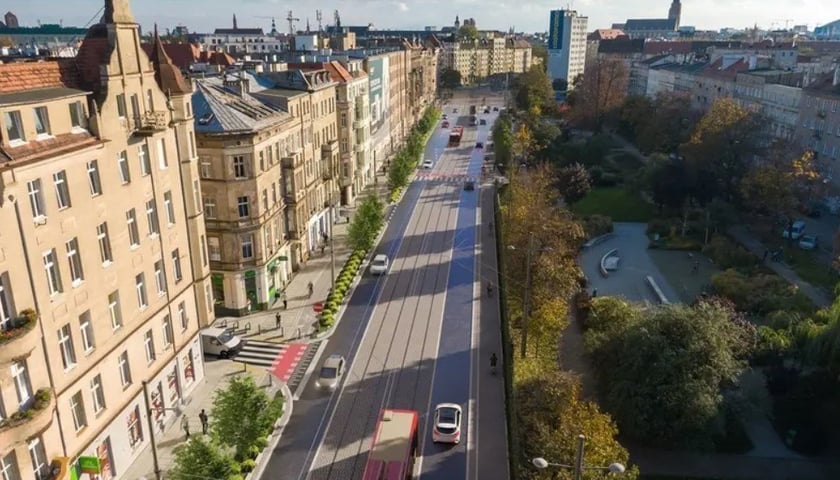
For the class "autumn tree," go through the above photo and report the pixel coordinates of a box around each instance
[514,64,555,116]
[556,163,591,204]
[636,93,699,154]
[741,147,821,227]
[570,57,629,131]
[512,123,536,165]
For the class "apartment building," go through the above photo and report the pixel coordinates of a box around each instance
[0,1,213,478]
[439,36,533,85]
[192,75,300,314]
[547,9,589,84]
[733,70,804,141]
[251,70,340,266]
[795,68,840,181]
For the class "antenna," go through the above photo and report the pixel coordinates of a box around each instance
[316,10,323,32]
[286,10,300,35]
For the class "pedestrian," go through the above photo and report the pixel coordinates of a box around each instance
[692,260,699,274]
[181,415,190,439]
[307,281,314,298]
[275,311,282,329]
[198,409,209,435]
[592,288,598,298]
[246,297,252,314]
[320,243,326,255]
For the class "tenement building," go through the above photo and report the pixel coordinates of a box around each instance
[0,0,213,478]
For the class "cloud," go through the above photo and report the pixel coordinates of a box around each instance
[396,2,409,11]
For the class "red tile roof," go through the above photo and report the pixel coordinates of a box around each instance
[147,30,192,95]
[0,131,101,164]
[0,59,80,94]
[287,61,354,83]
[699,57,749,80]
[141,42,201,70]
[588,29,627,41]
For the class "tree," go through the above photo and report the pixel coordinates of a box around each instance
[348,196,385,252]
[569,57,628,131]
[169,437,240,480]
[492,114,514,172]
[742,147,821,227]
[585,298,755,448]
[458,24,478,41]
[211,376,283,460]
[636,93,699,154]
[556,163,591,204]
[531,44,548,71]
[440,68,462,90]
[551,78,568,91]
[514,64,555,116]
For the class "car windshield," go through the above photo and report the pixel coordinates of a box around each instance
[217,331,233,343]
[320,367,337,379]
[438,409,457,424]
[373,258,386,266]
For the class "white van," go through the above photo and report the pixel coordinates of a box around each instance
[782,220,806,240]
[201,328,242,359]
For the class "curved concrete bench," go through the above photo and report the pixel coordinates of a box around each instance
[583,233,615,250]
[599,248,619,277]
[646,275,670,304]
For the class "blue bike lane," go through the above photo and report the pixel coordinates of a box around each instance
[421,121,488,479]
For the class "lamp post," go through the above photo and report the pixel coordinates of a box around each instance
[142,380,185,480]
[507,232,550,358]
[532,434,626,480]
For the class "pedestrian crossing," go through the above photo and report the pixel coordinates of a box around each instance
[415,172,481,183]
[232,340,322,394]
[233,339,288,367]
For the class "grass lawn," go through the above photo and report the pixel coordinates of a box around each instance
[783,247,839,290]
[648,249,719,303]
[572,187,654,222]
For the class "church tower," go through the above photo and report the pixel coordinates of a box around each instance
[668,0,682,29]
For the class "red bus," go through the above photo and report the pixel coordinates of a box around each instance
[448,126,464,147]
[362,409,419,480]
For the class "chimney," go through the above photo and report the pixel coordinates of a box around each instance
[834,66,840,87]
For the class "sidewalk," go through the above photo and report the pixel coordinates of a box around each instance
[728,226,832,307]
[123,171,391,479]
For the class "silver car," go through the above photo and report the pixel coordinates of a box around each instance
[316,354,345,389]
[798,234,818,250]
[370,254,390,275]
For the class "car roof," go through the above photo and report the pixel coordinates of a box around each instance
[436,403,461,412]
[323,355,344,368]
[373,254,388,262]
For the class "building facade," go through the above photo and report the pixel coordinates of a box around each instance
[547,10,588,84]
[439,36,533,85]
[0,1,213,478]
[795,68,840,182]
[198,15,286,56]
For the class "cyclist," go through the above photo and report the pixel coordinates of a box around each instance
[490,353,498,374]
[486,281,494,297]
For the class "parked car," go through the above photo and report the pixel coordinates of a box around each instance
[782,220,806,240]
[484,108,490,114]
[799,234,818,250]
[432,403,462,444]
[370,254,390,275]
[442,114,448,120]
[422,159,434,169]
[493,106,499,111]
[442,120,450,128]
[479,119,487,125]
[464,181,475,191]
[316,355,345,389]
[475,142,484,149]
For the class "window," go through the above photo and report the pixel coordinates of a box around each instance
[164,191,175,225]
[203,197,216,219]
[118,150,131,184]
[178,301,189,331]
[144,330,156,363]
[162,315,173,347]
[86,160,102,196]
[136,273,148,309]
[130,94,140,120]
[108,291,122,329]
[200,158,211,178]
[79,311,95,353]
[11,361,31,406]
[33,106,50,136]
[96,223,113,265]
[208,237,221,261]
[90,374,105,414]
[28,438,47,480]
[242,234,254,259]
[0,451,21,480]
[116,93,127,118]
[53,170,71,209]
[146,89,154,112]
[262,189,269,211]
[127,406,142,447]
[205,284,213,313]
[118,351,132,387]
[139,144,151,176]
[146,200,160,236]
[70,391,87,431]
[272,183,277,205]
[65,238,84,285]
[70,101,86,129]
[238,196,250,218]
[233,155,246,178]
[127,209,140,247]
[157,138,168,169]
[4,110,24,143]
[27,179,45,219]
[200,235,208,267]
[43,249,62,296]
[171,249,183,282]
[0,273,12,332]
[58,324,77,370]
[154,260,166,295]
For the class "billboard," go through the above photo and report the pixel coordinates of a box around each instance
[548,10,566,50]
[368,56,391,137]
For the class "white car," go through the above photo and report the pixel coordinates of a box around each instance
[422,159,434,169]
[316,354,345,390]
[799,234,818,250]
[432,403,462,444]
[370,254,389,275]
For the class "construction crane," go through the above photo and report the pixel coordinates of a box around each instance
[316,10,323,32]
[771,18,794,30]
[286,11,300,35]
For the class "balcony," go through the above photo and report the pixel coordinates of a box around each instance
[0,309,40,365]
[353,119,366,130]
[353,142,367,153]
[132,111,169,136]
[0,388,55,448]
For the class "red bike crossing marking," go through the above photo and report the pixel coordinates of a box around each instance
[271,343,308,382]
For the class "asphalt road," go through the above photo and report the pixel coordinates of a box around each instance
[261,90,508,480]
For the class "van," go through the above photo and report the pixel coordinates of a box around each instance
[782,220,806,240]
[201,327,243,358]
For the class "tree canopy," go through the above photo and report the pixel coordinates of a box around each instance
[556,163,592,205]
[514,64,555,117]
[568,57,628,131]
[168,437,240,480]
[211,376,283,460]
[440,68,462,90]
[348,196,385,252]
[458,24,478,41]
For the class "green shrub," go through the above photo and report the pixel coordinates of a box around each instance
[247,444,261,459]
[240,459,257,473]
[703,235,758,271]
[229,475,244,480]
[581,215,613,239]
[647,218,676,237]
[711,269,815,315]
[254,436,269,450]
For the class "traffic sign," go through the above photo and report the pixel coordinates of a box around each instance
[313,302,324,313]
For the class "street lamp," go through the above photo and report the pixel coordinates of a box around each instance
[532,435,626,480]
[142,381,184,480]
[507,232,551,358]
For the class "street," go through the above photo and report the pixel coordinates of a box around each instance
[260,90,508,480]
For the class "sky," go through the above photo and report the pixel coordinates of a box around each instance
[8,0,840,34]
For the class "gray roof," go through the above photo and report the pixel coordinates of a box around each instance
[191,77,291,134]
[624,19,677,32]
[0,86,89,107]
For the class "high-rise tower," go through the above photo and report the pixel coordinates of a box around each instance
[668,0,682,29]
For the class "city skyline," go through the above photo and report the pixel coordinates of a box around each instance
[5,0,840,34]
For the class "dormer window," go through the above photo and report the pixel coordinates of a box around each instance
[3,110,24,145]
[69,101,86,131]
[33,106,51,138]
